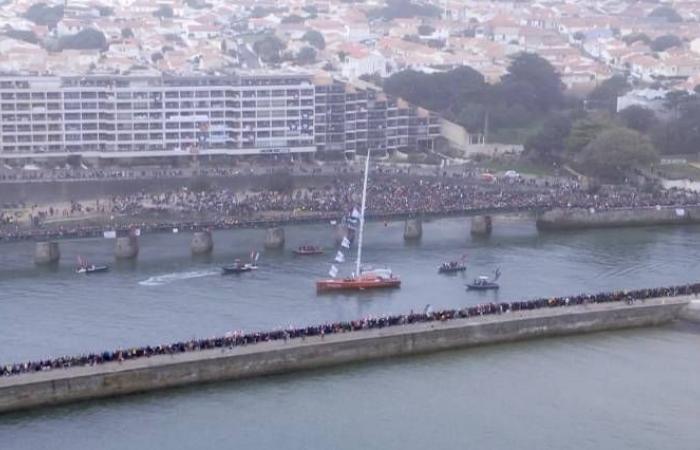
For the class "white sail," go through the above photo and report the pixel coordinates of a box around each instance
[335,251,345,263]
[351,207,361,220]
[329,265,339,278]
[341,236,351,249]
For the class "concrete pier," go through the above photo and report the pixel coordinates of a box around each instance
[0,297,688,414]
[471,215,492,236]
[264,227,285,249]
[33,241,60,265]
[114,236,139,259]
[680,299,700,323]
[537,206,700,230]
[403,218,423,241]
[190,231,214,255]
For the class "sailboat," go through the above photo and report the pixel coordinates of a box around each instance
[316,151,401,292]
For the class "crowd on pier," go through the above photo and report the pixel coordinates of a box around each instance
[1,283,697,377]
[3,175,700,242]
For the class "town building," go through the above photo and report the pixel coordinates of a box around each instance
[0,72,441,158]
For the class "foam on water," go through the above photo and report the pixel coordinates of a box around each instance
[138,270,219,286]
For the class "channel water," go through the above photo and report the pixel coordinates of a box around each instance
[1,218,699,449]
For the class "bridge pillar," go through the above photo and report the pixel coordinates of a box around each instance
[191,231,213,255]
[471,215,492,236]
[403,218,422,241]
[115,236,139,259]
[34,241,60,265]
[264,227,285,249]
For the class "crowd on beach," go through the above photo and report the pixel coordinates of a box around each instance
[1,283,696,377]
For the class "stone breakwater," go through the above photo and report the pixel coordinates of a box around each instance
[537,206,700,230]
[0,297,690,414]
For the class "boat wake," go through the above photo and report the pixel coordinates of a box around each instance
[138,270,219,286]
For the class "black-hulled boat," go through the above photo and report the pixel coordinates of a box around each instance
[466,268,501,290]
[293,245,324,256]
[438,261,466,274]
[76,264,110,274]
[221,262,257,274]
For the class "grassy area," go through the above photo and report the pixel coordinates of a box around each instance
[655,163,700,181]
[477,158,558,177]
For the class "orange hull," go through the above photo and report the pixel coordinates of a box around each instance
[316,276,401,292]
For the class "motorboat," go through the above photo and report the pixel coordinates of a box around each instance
[293,245,324,256]
[75,255,109,274]
[221,262,257,274]
[438,261,466,274]
[222,252,259,275]
[76,264,110,274]
[466,268,501,290]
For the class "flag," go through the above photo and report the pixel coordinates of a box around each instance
[133,228,141,237]
[424,304,432,315]
[335,251,345,263]
[341,237,351,249]
[103,230,116,239]
[351,207,361,220]
[329,265,339,278]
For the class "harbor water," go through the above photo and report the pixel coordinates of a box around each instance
[1,217,699,449]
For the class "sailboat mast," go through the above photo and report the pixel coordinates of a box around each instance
[355,149,371,276]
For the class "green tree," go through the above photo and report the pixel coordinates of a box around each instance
[622,32,650,45]
[281,14,304,24]
[302,30,325,50]
[652,97,700,155]
[617,105,658,133]
[24,2,64,28]
[577,127,658,181]
[418,24,435,36]
[153,5,174,18]
[524,116,572,162]
[58,29,108,51]
[566,116,611,155]
[121,28,134,39]
[296,46,316,65]
[650,34,682,52]
[368,0,441,20]
[648,6,683,22]
[500,52,564,112]
[587,75,630,112]
[253,35,285,63]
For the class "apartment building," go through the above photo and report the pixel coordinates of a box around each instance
[0,72,440,158]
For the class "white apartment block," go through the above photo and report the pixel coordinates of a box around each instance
[0,73,440,158]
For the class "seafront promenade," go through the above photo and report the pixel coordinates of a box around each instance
[0,294,692,414]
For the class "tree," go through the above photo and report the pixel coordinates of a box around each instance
[57,28,108,51]
[359,72,383,86]
[121,28,134,39]
[652,97,700,155]
[650,34,682,52]
[296,46,316,65]
[648,6,683,23]
[4,27,39,44]
[368,0,441,20]
[500,52,564,112]
[281,14,304,24]
[587,75,630,112]
[23,2,64,28]
[302,30,325,50]
[618,105,658,133]
[566,116,611,155]
[622,32,650,45]
[524,116,572,162]
[153,5,174,18]
[253,35,285,63]
[577,127,658,181]
[418,24,435,36]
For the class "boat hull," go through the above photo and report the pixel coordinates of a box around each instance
[221,265,257,275]
[293,249,324,256]
[438,266,466,274]
[76,265,109,274]
[316,278,401,292]
[466,283,499,290]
